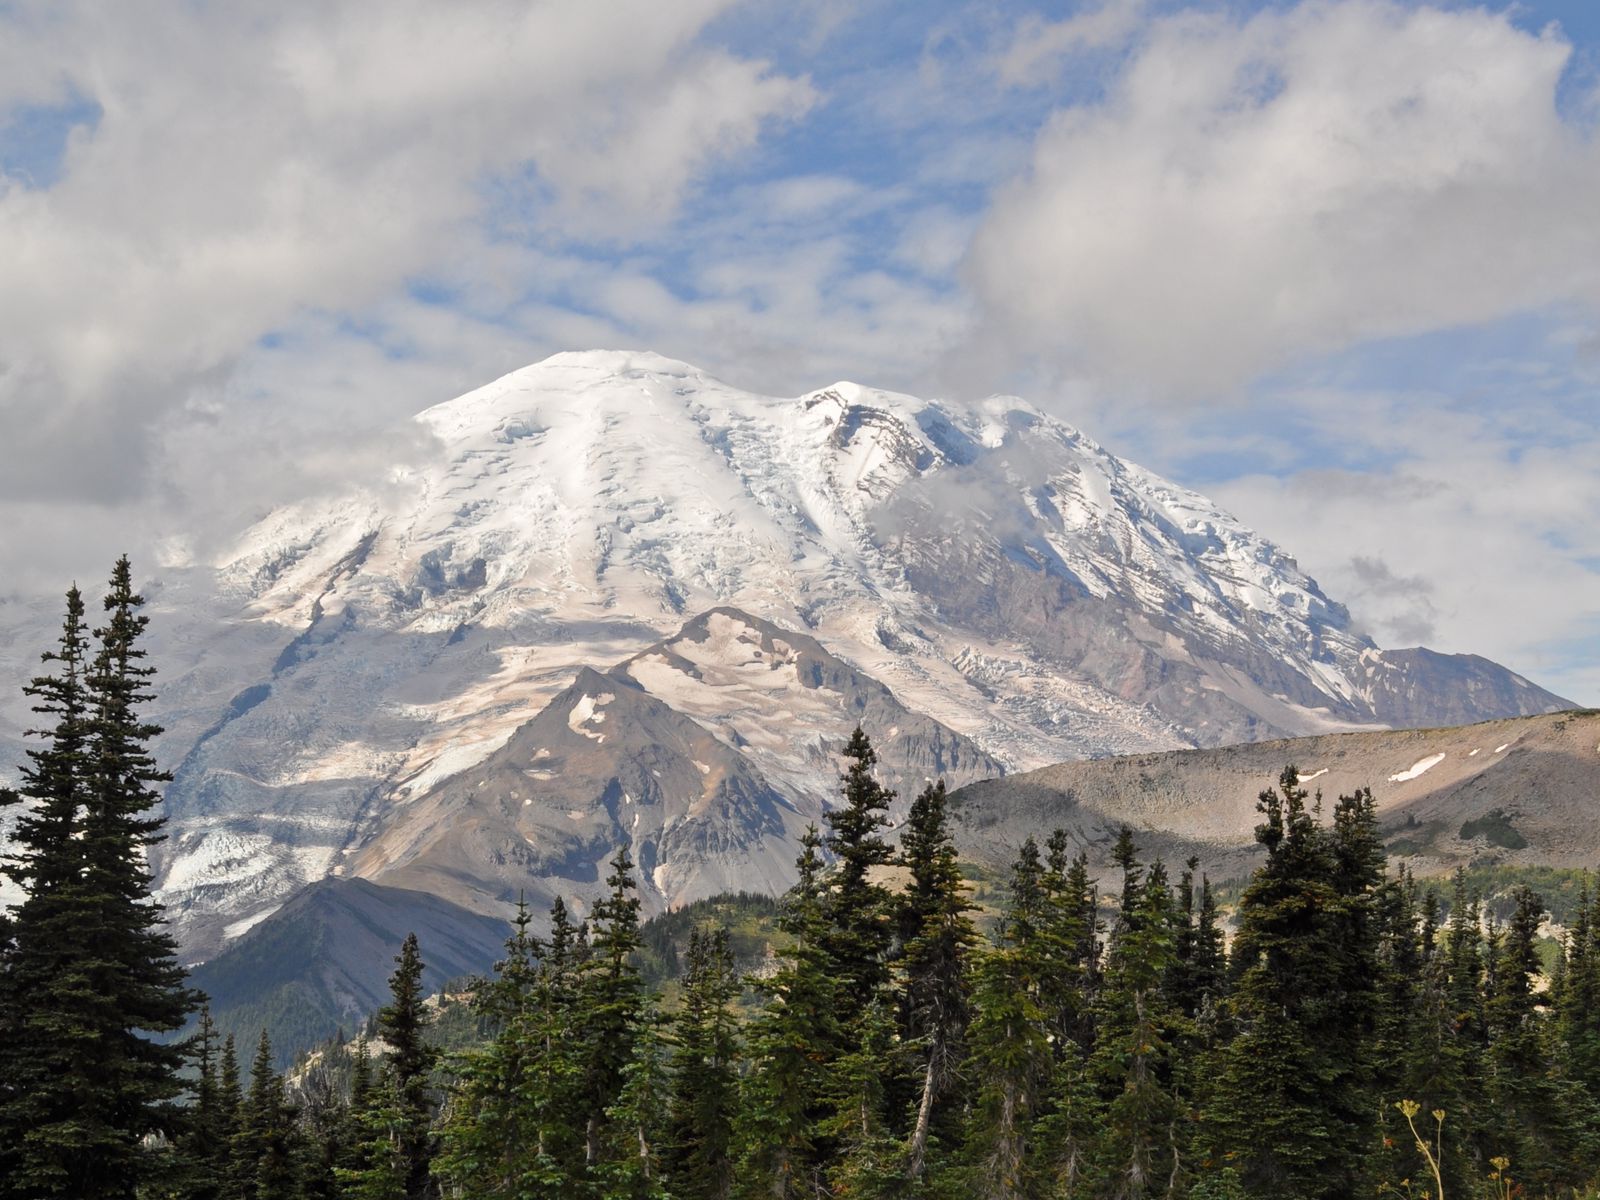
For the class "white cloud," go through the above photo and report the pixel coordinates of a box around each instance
[1203,379,1600,703]
[0,0,811,521]
[969,0,1600,396]
[993,0,1149,87]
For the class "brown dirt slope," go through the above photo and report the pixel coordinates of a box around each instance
[948,709,1600,886]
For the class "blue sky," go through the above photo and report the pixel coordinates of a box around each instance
[1,0,1598,701]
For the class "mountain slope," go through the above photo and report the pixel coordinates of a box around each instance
[949,709,1600,887]
[1,350,1568,954]
[344,606,1004,926]
[185,877,512,1068]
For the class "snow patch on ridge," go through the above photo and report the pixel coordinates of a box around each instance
[1389,753,1446,783]
[223,905,281,942]
[568,692,614,741]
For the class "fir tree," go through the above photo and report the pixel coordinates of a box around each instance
[1201,769,1381,1200]
[824,995,904,1198]
[580,847,646,1170]
[1031,838,1103,1199]
[823,726,896,1024]
[338,1036,375,1182]
[434,899,546,1199]
[221,1032,246,1149]
[375,933,437,1199]
[514,895,589,1196]
[296,1045,356,1200]
[1089,853,1184,1200]
[601,1006,672,1200]
[230,1030,302,1200]
[0,564,197,1199]
[1484,884,1595,1192]
[1557,873,1600,1105]
[960,839,1053,1200]
[0,586,94,1197]
[341,1075,412,1200]
[736,826,842,1199]
[179,1006,233,1200]
[664,926,740,1200]
[897,779,979,1184]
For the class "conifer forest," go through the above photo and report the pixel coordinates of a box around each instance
[5,566,1600,1200]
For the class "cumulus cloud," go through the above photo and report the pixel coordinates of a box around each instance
[1345,555,1439,645]
[0,0,811,526]
[1203,379,1600,703]
[969,0,1600,396]
[993,0,1149,88]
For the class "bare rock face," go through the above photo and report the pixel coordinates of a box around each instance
[0,351,1570,955]
[349,608,1005,930]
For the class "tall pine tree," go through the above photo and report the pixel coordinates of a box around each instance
[1200,769,1381,1200]
[823,726,896,1024]
[897,779,979,1185]
[736,826,841,1199]
[376,933,437,1200]
[0,562,196,1199]
[579,848,646,1172]
[434,899,547,1199]
[664,926,740,1200]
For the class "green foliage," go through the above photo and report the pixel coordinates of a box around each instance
[370,933,437,1199]
[6,625,1600,1200]
[735,826,841,1200]
[1201,771,1385,1200]
[432,900,549,1200]
[822,726,897,1025]
[635,892,782,991]
[1448,863,1598,924]
[1458,809,1529,851]
[898,779,980,1187]
[0,562,198,1200]
[663,927,740,1200]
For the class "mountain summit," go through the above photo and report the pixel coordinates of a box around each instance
[3,351,1564,953]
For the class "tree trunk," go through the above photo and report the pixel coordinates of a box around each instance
[907,1055,938,1182]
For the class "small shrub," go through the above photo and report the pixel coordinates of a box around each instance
[1458,809,1528,851]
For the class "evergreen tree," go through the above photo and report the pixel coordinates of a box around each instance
[296,1044,356,1200]
[1089,853,1185,1200]
[580,848,646,1170]
[1557,873,1600,1105]
[823,726,896,1024]
[179,1006,233,1200]
[1192,877,1225,1010]
[897,779,979,1185]
[0,564,197,1199]
[960,839,1053,1200]
[1201,769,1381,1200]
[1031,839,1104,1200]
[736,826,842,1199]
[824,995,904,1198]
[434,899,546,1199]
[230,1030,302,1200]
[0,586,94,1197]
[375,933,437,1199]
[509,895,589,1196]
[664,926,740,1200]
[337,1036,376,1183]
[341,1075,412,1200]
[221,1032,246,1156]
[1484,884,1595,1192]
[1430,868,1491,1184]
[601,1006,672,1200]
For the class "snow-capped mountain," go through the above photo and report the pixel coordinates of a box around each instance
[0,350,1571,954]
